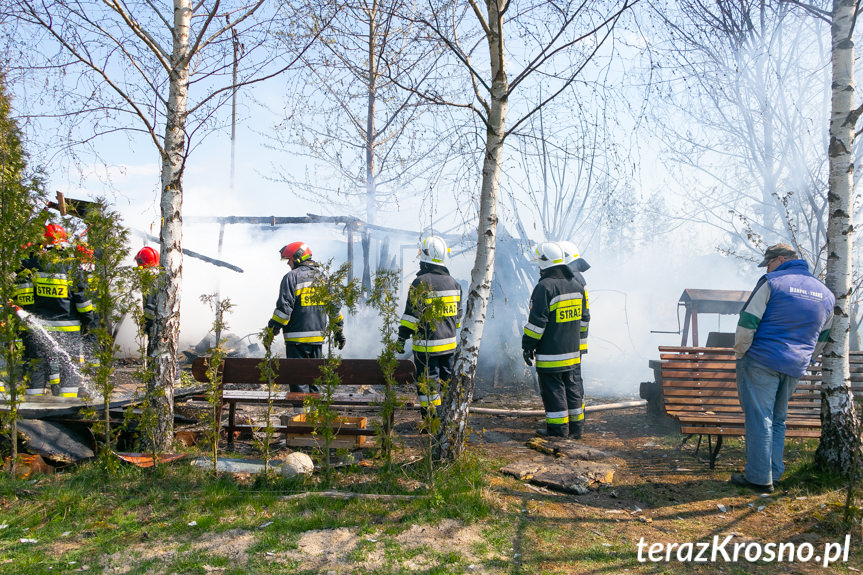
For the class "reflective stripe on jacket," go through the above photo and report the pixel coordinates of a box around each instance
[398,263,462,356]
[22,248,93,329]
[271,261,342,345]
[522,266,585,372]
[571,269,590,354]
[13,280,34,307]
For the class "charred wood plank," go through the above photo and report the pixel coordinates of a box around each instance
[17,420,95,464]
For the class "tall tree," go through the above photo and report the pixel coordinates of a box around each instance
[815,0,862,475]
[399,0,635,460]
[647,1,832,267]
[507,92,632,253]
[269,0,446,290]
[6,0,332,448]
[0,73,46,473]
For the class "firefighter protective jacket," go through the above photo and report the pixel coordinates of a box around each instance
[570,268,590,355]
[13,268,34,309]
[22,246,94,331]
[270,261,343,344]
[522,265,587,372]
[142,288,157,331]
[399,263,462,356]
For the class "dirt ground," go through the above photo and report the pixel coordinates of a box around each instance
[169,389,861,574]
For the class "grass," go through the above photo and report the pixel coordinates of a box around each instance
[0,450,504,574]
[2,413,862,574]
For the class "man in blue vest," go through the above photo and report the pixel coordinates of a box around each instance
[732,243,834,493]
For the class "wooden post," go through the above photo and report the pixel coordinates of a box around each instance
[56,191,67,216]
[347,225,354,283]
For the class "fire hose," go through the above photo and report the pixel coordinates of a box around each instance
[467,400,647,416]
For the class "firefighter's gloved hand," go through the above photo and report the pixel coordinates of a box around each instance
[334,331,346,350]
[395,338,406,354]
[523,348,534,366]
[267,319,282,335]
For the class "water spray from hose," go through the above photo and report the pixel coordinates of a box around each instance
[14,307,102,401]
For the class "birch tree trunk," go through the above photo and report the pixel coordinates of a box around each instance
[148,0,191,450]
[436,0,507,461]
[363,3,378,290]
[815,0,862,475]
[366,1,378,228]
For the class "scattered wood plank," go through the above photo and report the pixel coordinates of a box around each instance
[2,454,54,478]
[525,437,609,460]
[115,452,189,468]
[17,420,95,464]
[531,461,616,494]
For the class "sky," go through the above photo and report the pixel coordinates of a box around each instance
[38,107,765,400]
[9,1,829,400]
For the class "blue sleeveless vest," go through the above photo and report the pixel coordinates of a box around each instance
[746,260,834,377]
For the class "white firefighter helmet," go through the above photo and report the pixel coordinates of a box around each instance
[558,240,579,265]
[419,235,448,265]
[532,242,566,270]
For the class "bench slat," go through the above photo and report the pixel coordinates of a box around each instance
[192,357,415,386]
[220,390,417,407]
[677,414,821,426]
[660,361,737,370]
[657,347,838,439]
[660,372,738,380]
[680,425,821,438]
[657,347,863,458]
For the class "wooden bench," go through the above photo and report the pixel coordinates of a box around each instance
[658,346,863,468]
[191,357,416,444]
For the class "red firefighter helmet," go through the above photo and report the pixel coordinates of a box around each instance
[134,246,160,268]
[279,241,312,264]
[44,223,68,244]
[75,243,95,262]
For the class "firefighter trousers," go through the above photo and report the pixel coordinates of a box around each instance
[284,342,321,393]
[413,352,453,418]
[23,329,83,398]
[537,366,584,438]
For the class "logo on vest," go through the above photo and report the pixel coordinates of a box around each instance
[790,286,824,300]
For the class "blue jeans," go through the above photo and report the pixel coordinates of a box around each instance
[736,354,799,485]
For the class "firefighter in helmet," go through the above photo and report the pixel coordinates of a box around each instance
[557,240,590,359]
[396,235,462,425]
[21,223,94,398]
[134,246,160,358]
[522,241,587,438]
[267,241,346,393]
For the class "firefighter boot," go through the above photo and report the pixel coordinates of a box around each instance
[418,406,439,435]
[569,421,584,440]
[537,424,568,438]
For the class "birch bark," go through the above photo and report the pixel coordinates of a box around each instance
[815,0,862,475]
[148,0,192,449]
[366,1,378,228]
[437,0,507,461]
